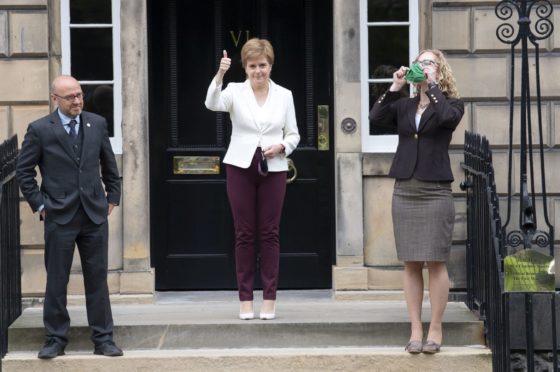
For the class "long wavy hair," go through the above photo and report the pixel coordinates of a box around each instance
[414,49,460,98]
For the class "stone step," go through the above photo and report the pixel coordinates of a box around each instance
[2,346,493,372]
[8,291,485,352]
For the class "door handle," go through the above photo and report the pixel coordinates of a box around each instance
[287,158,297,184]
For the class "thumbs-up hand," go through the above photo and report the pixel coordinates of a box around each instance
[214,50,231,85]
[219,50,231,74]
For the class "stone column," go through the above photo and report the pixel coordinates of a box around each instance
[120,0,154,294]
[332,0,367,294]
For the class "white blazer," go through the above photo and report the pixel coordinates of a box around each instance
[205,78,300,171]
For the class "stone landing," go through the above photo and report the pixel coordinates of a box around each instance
[2,290,492,371]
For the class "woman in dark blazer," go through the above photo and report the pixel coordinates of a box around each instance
[369,49,464,354]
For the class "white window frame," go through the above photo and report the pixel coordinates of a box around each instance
[60,0,123,154]
[360,0,419,153]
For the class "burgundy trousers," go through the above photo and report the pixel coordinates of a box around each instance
[226,149,287,301]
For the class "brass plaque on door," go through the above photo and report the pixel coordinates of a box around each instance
[318,105,329,151]
[173,156,220,175]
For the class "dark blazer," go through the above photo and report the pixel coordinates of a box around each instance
[16,110,121,225]
[369,86,464,182]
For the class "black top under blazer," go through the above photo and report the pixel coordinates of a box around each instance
[369,86,464,182]
[16,110,121,225]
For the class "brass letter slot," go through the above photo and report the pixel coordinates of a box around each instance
[173,156,220,175]
[318,105,329,151]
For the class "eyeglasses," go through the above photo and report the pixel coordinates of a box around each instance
[53,93,84,102]
[417,59,437,67]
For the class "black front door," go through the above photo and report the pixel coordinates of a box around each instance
[148,0,334,290]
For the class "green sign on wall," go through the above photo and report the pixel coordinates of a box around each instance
[504,249,555,292]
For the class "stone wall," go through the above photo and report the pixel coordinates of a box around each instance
[0,0,51,140]
[436,1,560,288]
[0,0,51,295]
[3,0,558,298]
[0,0,141,297]
[362,1,560,291]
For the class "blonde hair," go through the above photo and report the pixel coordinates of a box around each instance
[415,49,460,98]
[241,38,274,68]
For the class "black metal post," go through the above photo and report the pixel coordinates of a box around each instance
[496,0,554,252]
[494,1,557,370]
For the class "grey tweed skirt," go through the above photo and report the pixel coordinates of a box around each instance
[392,178,455,262]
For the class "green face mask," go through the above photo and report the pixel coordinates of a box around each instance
[405,63,426,83]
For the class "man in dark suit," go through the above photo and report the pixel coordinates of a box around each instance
[16,75,123,359]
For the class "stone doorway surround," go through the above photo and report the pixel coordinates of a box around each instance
[331,0,366,294]
[115,0,154,295]
[62,0,154,298]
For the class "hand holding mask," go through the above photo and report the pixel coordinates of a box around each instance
[404,63,427,83]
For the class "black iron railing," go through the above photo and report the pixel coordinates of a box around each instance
[0,135,21,360]
[462,1,560,370]
[462,132,508,371]
[461,132,558,372]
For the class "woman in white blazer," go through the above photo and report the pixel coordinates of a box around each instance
[205,38,300,320]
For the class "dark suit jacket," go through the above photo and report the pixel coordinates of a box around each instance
[369,86,464,182]
[16,110,121,225]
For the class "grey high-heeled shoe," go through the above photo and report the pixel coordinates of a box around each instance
[422,340,441,354]
[404,340,423,354]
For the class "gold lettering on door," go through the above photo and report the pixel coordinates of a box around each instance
[229,30,251,47]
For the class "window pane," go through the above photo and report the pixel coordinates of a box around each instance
[71,28,113,80]
[368,0,408,22]
[70,0,111,23]
[82,84,114,137]
[368,26,408,79]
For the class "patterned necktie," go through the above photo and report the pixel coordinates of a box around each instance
[68,119,77,139]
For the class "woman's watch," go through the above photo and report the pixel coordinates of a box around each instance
[428,81,438,89]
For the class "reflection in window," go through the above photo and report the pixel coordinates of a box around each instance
[82,84,114,137]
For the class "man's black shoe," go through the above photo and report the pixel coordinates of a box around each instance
[94,341,123,357]
[37,339,65,359]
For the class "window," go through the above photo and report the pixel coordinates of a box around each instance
[61,0,122,153]
[360,0,418,152]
